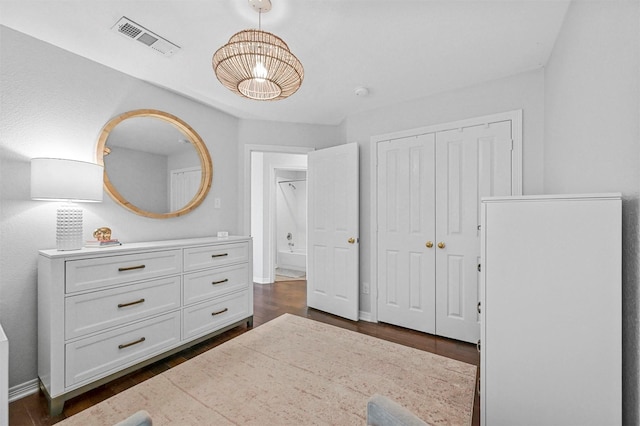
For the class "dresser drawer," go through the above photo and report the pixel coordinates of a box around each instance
[183,263,250,305]
[65,250,182,293]
[65,311,180,387]
[182,290,250,340]
[183,243,249,272]
[65,276,181,339]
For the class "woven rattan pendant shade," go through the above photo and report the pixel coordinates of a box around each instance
[213,29,304,101]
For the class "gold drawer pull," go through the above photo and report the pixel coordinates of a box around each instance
[118,337,146,349]
[118,264,146,272]
[211,253,228,258]
[211,308,228,316]
[212,278,229,285]
[118,298,145,308]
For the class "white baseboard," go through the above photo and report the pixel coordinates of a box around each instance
[1,325,7,426]
[358,311,374,322]
[9,378,39,403]
[253,277,271,284]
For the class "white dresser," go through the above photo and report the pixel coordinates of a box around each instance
[480,194,621,425]
[38,236,253,415]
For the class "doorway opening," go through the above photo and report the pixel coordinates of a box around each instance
[244,145,312,284]
[275,170,307,281]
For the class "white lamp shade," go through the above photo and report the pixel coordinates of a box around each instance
[31,158,103,202]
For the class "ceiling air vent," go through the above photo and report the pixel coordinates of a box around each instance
[111,17,180,57]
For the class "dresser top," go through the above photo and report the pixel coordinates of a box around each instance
[481,192,622,203]
[39,236,251,259]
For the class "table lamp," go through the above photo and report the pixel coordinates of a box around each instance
[31,158,104,250]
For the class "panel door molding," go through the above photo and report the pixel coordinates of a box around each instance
[307,143,359,321]
[377,134,436,333]
[371,110,522,343]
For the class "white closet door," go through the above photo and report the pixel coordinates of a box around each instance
[377,134,436,333]
[434,121,512,343]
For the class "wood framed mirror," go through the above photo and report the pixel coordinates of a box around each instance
[96,109,213,219]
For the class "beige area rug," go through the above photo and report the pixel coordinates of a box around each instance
[59,314,476,425]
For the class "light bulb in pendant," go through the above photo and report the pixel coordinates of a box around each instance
[253,61,268,82]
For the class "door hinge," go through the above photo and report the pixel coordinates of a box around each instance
[477,263,481,272]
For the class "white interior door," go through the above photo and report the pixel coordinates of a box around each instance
[307,143,359,320]
[377,134,436,333]
[434,121,513,343]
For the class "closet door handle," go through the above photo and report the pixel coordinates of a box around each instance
[118,337,146,349]
[211,253,228,258]
[118,298,145,308]
[211,308,228,316]
[437,242,446,249]
[426,241,434,248]
[212,278,229,285]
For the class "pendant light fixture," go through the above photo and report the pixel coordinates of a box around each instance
[212,0,304,101]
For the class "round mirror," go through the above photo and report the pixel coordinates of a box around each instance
[96,109,213,219]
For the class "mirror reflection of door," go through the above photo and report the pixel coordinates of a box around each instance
[170,167,202,211]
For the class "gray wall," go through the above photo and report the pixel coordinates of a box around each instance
[342,69,545,313]
[543,1,639,423]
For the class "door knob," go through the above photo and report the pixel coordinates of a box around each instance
[426,241,433,248]
[437,242,446,249]
[348,237,356,244]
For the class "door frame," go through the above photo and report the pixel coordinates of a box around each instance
[369,110,523,323]
[242,145,314,283]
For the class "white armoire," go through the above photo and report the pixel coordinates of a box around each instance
[480,194,621,425]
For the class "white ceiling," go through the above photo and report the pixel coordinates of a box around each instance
[0,0,570,126]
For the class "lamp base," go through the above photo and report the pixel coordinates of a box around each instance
[56,206,83,250]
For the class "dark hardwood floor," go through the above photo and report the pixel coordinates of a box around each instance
[10,280,480,425]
